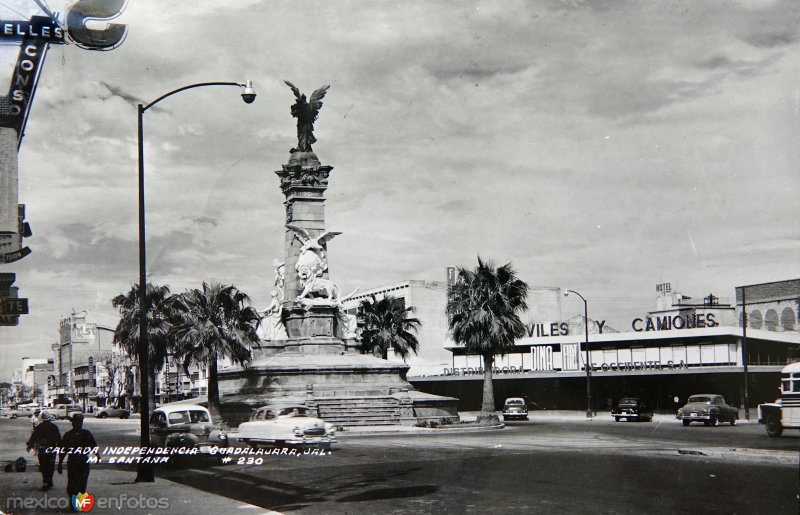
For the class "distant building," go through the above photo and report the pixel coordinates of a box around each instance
[50,310,115,411]
[11,356,50,405]
[347,278,800,412]
[736,279,799,332]
[341,280,454,377]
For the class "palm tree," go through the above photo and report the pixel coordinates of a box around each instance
[170,282,260,421]
[446,258,528,423]
[111,283,176,415]
[358,295,421,360]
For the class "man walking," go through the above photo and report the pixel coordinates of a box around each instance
[57,414,98,509]
[26,411,61,491]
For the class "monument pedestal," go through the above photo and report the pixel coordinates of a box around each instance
[218,345,459,428]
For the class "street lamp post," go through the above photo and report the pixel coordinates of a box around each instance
[135,80,255,483]
[564,289,592,419]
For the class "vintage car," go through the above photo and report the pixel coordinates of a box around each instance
[42,404,82,420]
[611,398,653,422]
[149,404,229,457]
[502,398,529,420]
[9,404,39,419]
[677,394,738,426]
[95,405,131,419]
[235,405,336,449]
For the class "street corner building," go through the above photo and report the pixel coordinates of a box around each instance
[355,278,800,413]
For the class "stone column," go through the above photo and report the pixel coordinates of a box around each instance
[275,151,340,343]
[275,151,333,301]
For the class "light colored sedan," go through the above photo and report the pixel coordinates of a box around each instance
[95,406,131,419]
[236,405,336,449]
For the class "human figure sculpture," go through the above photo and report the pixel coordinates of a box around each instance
[258,290,288,341]
[284,81,330,153]
[272,259,285,289]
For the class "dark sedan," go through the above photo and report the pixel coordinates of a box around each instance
[611,398,653,422]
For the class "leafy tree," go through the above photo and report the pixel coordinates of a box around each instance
[0,382,13,406]
[111,283,177,414]
[98,354,126,406]
[358,295,421,360]
[170,282,260,421]
[446,257,528,423]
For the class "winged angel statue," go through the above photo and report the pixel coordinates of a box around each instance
[284,81,330,153]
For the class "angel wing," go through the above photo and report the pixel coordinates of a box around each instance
[316,231,342,247]
[309,85,330,113]
[285,223,311,244]
[284,80,301,99]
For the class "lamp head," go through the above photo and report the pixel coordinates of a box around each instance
[241,80,256,104]
[563,290,570,297]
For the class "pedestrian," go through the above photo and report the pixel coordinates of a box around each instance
[26,411,61,491]
[57,414,99,510]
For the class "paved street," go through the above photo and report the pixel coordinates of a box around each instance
[2,414,797,514]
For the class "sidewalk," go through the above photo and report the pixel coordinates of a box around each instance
[0,464,280,514]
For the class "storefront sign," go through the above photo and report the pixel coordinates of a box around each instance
[527,322,568,337]
[0,297,28,315]
[0,246,31,263]
[525,319,606,337]
[562,343,580,371]
[591,360,688,372]
[72,322,96,341]
[631,313,718,332]
[0,17,64,42]
[531,345,554,371]
[442,366,528,376]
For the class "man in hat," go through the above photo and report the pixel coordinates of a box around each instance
[57,413,99,505]
[26,411,61,491]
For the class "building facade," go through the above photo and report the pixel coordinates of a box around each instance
[394,279,800,412]
[48,310,115,411]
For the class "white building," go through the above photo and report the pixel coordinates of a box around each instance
[341,280,454,377]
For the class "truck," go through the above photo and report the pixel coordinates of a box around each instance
[757,362,800,437]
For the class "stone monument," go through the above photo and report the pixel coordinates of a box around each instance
[218,83,459,427]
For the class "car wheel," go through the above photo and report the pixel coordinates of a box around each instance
[682,419,690,426]
[729,417,736,426]
[765,415,783,437]
[708,416,718,427]
[615,417,620,422]
[98,413,107,419]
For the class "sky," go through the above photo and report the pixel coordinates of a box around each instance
[0,0,798,379]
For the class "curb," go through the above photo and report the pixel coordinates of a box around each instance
[338,423,505,436]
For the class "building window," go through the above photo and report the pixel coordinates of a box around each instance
[749,310,763,330]
[765,309,779,332]
[781,307,796,332]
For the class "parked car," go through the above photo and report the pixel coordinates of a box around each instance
[149,404,229,459]
[10,404,39,419]
[502,398,529,420]
[235,405,336,449]
[611,398,653,422]
[95,406,130,419]
[677,394,738,426]
[42,404,82,420]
